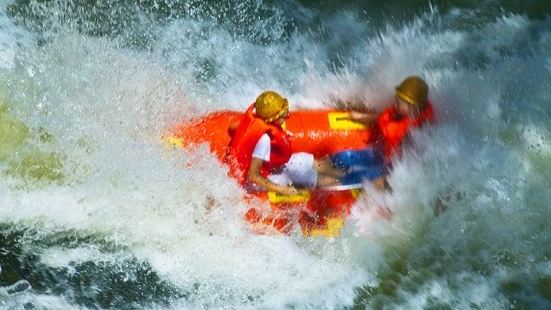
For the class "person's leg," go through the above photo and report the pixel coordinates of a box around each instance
[284,152,319,188]
[331,148,384,169]
[316,174,340,187]
[372,176,388,191]
[312,156,343,187]
[339,164,388,185]
[313,156,346,179]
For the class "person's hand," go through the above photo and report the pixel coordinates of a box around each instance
[278,185,298,196]
[348,111,367,122]
[346,110,377,125]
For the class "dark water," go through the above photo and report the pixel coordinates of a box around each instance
[1,0,551,309]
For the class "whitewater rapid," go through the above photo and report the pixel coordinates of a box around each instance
[0,1,550,309]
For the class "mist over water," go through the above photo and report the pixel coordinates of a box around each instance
[0,1,550,309]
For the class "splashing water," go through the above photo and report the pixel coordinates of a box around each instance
[0,1,550,309]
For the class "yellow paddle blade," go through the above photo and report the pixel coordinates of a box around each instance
[304,217,345,238]
[327,112,367,130]
[268,190,311,204]
[163,136,184,148]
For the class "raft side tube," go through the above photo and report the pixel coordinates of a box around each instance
[166,109,374,237]
[166,110,375,160]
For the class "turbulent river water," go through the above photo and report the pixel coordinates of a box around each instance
[0,1,550,309]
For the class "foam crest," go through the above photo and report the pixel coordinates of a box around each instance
[1,2,551,309]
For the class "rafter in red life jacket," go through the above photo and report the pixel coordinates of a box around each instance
[225,104,293,185]
[377,102,434,159]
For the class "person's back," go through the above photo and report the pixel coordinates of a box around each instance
[226,91,343,196]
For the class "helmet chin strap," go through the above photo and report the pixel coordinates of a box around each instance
[395,75,429,108]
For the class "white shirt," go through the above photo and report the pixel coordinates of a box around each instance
[251,134,318,188]
[252,133,271,161]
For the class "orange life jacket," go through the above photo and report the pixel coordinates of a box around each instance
[376,102,434,159]
[225,104,293,184]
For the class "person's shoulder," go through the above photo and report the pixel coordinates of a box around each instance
[252,133,271,160]
[379,105,396,119]
[255,133,270,145]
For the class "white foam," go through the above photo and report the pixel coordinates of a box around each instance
[39,246,125,273]
[0,3,550,309]
[0,4,20,69]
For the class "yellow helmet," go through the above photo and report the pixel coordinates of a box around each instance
[255,91,289,122]
[395,76,429,107]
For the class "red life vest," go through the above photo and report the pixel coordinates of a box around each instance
[376,102,434,159]
[225,104,293,184]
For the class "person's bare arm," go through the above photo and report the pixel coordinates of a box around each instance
[248,158,298,195]
[347,111,378,125]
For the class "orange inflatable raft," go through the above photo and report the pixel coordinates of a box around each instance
[165,109,375,237]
